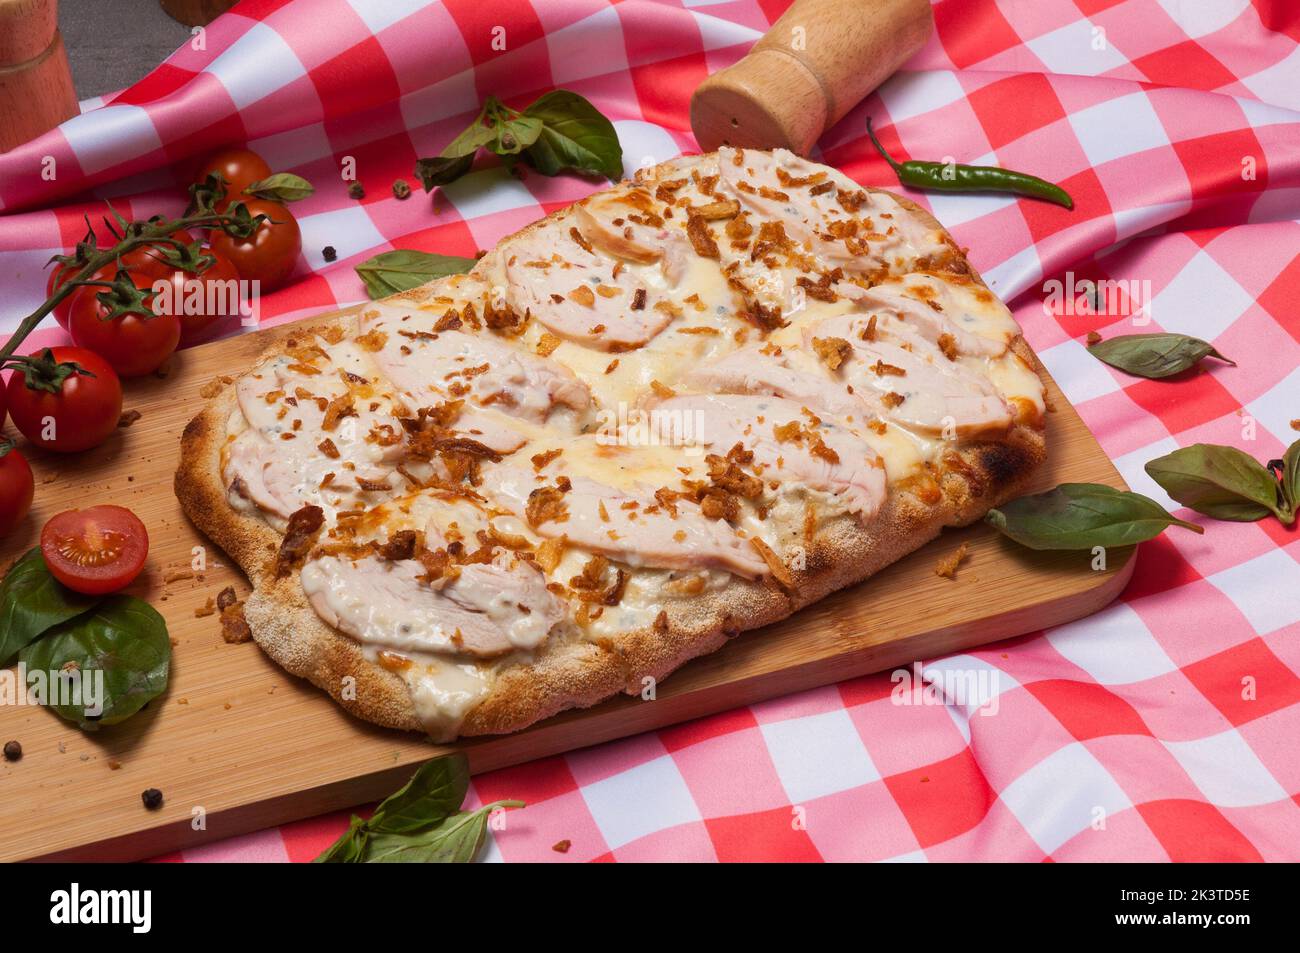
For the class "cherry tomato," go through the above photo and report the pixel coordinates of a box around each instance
[40,505,149,595]
[196,147,272,201]
[45,233,194,331]
[68,271,181,378]
[5,346,123,453]
[151,247,244,346]
[0,442,34,539]
[46,259,83,331]
[210,199,301,293]
[119,230,197,279]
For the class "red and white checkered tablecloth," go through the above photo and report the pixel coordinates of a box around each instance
[1,0,1297,862]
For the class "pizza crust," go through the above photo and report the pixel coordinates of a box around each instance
[175,157,1048,738]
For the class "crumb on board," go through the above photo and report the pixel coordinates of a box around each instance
[199,376,234,399]
[118,409,142,428]
[163,569,194,585]
[220,602,253,644]
[195,597,216,618]
[934,542,969,579]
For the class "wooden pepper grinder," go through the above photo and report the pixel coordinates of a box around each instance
[0,0,79,153]
[159,0,238,28]
[691,0,933,155]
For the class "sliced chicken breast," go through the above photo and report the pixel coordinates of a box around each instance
[480,465,767,579]
[811,314,1013,438]
[654,393,887,518]
[716,147,943,273]
[503,220,678,351]
[684,345,866,421]
[834,277,1008,357]
[225,356,405,519]
[301,553,563,659]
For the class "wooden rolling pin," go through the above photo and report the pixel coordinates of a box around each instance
[0,0,79,153]
[691,0,932,155]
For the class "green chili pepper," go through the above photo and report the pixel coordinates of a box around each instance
[867,118,1074,210]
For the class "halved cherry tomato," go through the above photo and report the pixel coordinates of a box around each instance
[0,441,34,539]
[40,505,149,595]
[209,198,301,293]
[196,147,272,201]
[68,271,181,378]
[5,347,122,453]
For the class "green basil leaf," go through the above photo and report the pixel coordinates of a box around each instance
[0,549,100,668]
[492,115,544,156]
[985,483,1202,550]
[354,249,477,299]
[444,114,500,158]
[363,801,524,863]
[366,753,471,834]
[1280,438,1300,524]
[313,816,369,863]
[243,172,315,203]
[313,752,524,863]
[1087,333,1233,380]
[522,90,623,180]
[19,595,171,729]
[414,154,475,190]
[1145,444,1284,522]
[413,114,501,191]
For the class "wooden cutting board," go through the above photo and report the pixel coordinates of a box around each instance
[0,308,1134,861]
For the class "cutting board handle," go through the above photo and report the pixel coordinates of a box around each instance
[0,0,78,153]
[691,0,933,155]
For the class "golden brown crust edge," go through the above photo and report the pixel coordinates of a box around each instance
[174,163,1049,739]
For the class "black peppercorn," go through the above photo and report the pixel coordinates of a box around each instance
[142,788,164,810]
[322,246,337,263]
[347,181,365,200]
[392,179,411,200]
[3,741,20,761]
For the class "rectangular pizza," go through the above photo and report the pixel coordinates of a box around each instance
[176,148,1047,740]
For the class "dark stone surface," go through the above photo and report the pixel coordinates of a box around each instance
[59,0,191,100]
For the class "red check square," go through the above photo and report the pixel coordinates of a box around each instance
[934,0,1024,68]
[1182,638,1300,727]
[1027,680,1153,741]
[884,748,993,848]
[967,73,1069,151]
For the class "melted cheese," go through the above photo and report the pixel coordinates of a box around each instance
[220,149,1046,736]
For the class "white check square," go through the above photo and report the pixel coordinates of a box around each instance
[1208,550,1300,636]
[580,755,701,849]
[1048,601,1177,684]
[1068,92,1169,168]
[1150,250,1253,342]
[761,708,880,803]
[204,22,306,111]
[999,743,1131,854]
[60,105,163,176]
[1163,727,1287,807]
[1038,337,1123,406]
